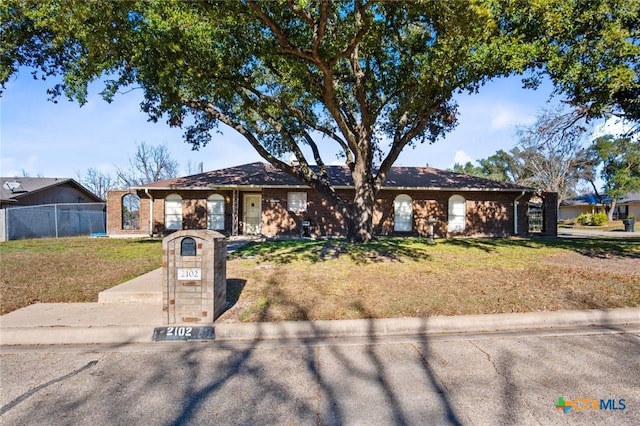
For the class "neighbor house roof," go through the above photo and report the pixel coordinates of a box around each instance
[617,192,640,204]
[560,192,640,207]
[559,193,609,207]
[0,177,102,204]
[135,162,533,192]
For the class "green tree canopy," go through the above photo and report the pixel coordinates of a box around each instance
[2,0,638,241]
[588,135,640,219]
[451,148,524,183]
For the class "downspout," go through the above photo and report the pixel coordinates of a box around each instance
[145,188,154,237]
[514,191,526,235]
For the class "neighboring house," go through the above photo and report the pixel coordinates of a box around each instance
[615,192,640,220]
[1,177,105,241]
[558,193,608,221]
[107,162,557,239]
[0,177,103,208]
[559,192,640,221]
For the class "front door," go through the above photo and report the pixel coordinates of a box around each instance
[243,194,262,235]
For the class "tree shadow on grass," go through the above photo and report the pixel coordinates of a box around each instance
[538,236,640,259]
[229,237,433,265]
[445,236,640,259]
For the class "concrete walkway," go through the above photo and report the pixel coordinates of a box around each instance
[558,227,640,238]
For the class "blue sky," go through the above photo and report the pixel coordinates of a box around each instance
[2,70,568,179]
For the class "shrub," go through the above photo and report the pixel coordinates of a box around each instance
[576,213,592,226]
[591,212,608,226]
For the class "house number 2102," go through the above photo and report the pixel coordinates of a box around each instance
[177,268,201,280]
[167,327,193,337]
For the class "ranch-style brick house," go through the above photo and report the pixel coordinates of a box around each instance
[107,162,557,239]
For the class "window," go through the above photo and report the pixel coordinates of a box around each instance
[165,194,183,230]
[288,192,307,212]
[394,194,413,232]
[207,194,225,230]
[121,193,140,230]
[448,195,466,232]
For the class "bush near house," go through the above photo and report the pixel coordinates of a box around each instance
[576,213,592,225]
[576,212,608,226]
[592,212,609,226]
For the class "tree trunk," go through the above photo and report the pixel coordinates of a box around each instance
[608,199,617,221]
[346,159,375,243]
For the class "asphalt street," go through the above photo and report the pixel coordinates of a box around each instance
[1,328,638,425]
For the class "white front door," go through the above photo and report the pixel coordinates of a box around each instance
[243,194,262,235]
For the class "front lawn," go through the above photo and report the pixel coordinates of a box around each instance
[0,237,161,315]
[1,236,638,320]
[222,237,640,322]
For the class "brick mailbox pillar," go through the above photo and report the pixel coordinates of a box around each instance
[162,230,227,324]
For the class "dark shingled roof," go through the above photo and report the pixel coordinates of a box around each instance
[136,162,533,192]
[1,177,102,203]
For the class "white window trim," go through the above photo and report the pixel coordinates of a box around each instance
[287,192,308,213]
[448,195,466,233]
[394,194,413,232]
[165,194,183,230]
[207,194,225,230]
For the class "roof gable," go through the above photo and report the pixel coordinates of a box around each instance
[1,177,102,203]
[137,162,533,192]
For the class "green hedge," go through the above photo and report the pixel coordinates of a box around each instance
[576,212,608,226]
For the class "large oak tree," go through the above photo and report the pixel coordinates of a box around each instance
[2,0,638,241]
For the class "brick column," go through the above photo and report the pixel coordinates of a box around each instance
[543,192,558,237]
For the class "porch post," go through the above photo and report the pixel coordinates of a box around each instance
[232,189,239,236]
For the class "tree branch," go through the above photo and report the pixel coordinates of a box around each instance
[181,97,346,205]
[247,0,316,63]
[237,80,353,164]
[330,0,373,65]
[375,102,442,190]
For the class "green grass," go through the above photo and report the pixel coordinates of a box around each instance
[2,236,639,321]
[225,237,640,321]
[0,237,161,314]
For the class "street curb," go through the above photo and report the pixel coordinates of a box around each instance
[1,307,638,346]
[212,307,640,341]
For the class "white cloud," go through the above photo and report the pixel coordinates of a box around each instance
[592,116,636,139]
[490,104,535,130]
[452,150,474,166]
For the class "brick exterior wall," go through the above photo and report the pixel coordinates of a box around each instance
[108,189,235,237]
[108,187,556,238]
[261,189,538,238]
[107,190,150,236]
[373,190,533,238]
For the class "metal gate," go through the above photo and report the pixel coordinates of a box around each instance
[528,204,544,233]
